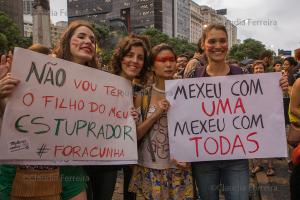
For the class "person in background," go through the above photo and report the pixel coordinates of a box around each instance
[174,53,189,79]
[251,60,276,176]
[259,50,274,72]
[273,60,283,72]
[288,48,300,87]
[226,59,240,68]
[285,56,299,93]
[184,38,206,78]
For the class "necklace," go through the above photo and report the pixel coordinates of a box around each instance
[152,84,165,94]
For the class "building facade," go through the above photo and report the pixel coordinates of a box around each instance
[67,0,175,37]
[190,1,204,44]
[24,0,67,47]
[23,0,34,15]
[190,2,237,48]
[68,0,237,47]
[24,15,67,47]
[174,0,190,40]
[0,0,24,35]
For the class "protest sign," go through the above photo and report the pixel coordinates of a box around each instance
[166,73,287,162]
[0,48,138,165]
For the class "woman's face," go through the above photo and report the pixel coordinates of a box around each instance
[283,60,291,71]
[202,28,228,63]
[153,50,177,80]
[120,46,145,80]
[253,64,265,74]
[70,26,96,65]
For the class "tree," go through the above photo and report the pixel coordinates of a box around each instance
[0,12,32,53]
[141,28,197,55]
[229,38,267,61]
[93,26,197,65]
[93,23,126,65]
[0,33,8,53]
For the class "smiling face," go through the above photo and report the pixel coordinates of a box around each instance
[202,28,228,63]
[153,50,177,80]
[120,46,145,80]
[283,60,291,71]
[253,63,265,74]
[70,26,96,65]
[176,56,188,69]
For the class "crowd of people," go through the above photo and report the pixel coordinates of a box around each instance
[0,19,298,200]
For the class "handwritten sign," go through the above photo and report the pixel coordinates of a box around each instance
[0,48,138,164]
[166,73,287,162]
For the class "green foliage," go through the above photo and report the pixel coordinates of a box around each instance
[228,38,267,61]
[93,23,110,47]
[0,33,8,53]
[18,36,33,49]
[93,26,197,64]
[141,28,197,55]
[0,12,32,53]
[92,23,128,65]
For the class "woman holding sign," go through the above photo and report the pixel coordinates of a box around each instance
[84,34,150,200]
[0,20,99,200]
[129,43,194,199]
[190,24,288,200]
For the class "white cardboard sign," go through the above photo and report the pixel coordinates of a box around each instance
[166,73,287,162]
[0,48,138,165]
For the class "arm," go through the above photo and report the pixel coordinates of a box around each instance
[290,78,300,119]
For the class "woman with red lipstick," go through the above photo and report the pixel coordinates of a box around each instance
[190,24,288,200]
[129,43,193,200]
[0,20,98,200]
[85,34,150,200]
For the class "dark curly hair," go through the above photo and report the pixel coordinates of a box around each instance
[110,34,150,81]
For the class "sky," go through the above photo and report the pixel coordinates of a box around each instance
[50,0,300,53]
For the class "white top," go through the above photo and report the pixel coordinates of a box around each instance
[137,105,176,169]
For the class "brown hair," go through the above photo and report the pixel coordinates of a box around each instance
[28,44,52,55]
[54,20,98,68]
[252,60,265,72]
[110,34,150,80]
[149,43,176,67]
[295,48,300,61]
[201,24,228,47]
[253,60,264,67]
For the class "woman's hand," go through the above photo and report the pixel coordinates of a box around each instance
[0,73,20,98]
[155,98,170,115]
[130,106,140,124]
[0,53,12,79]
[171,159,190,169]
